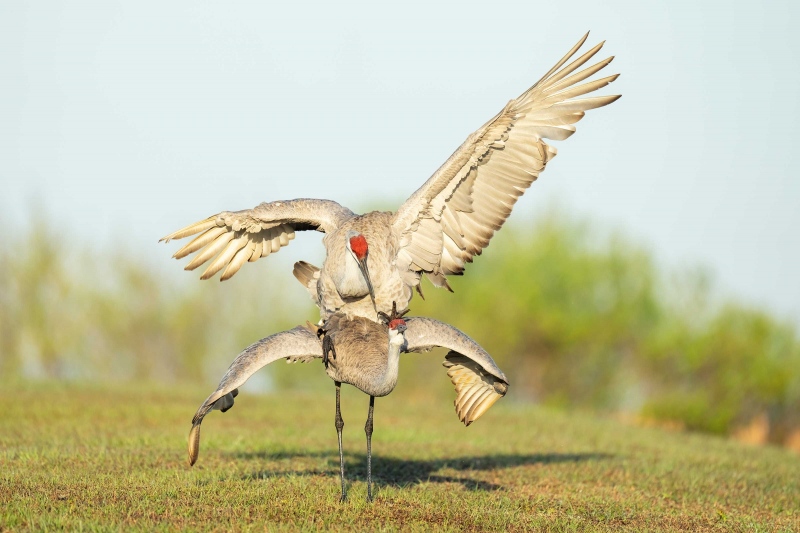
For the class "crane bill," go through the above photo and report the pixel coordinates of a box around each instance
[357,257,377,310]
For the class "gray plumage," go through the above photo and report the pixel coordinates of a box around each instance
[320,314,404,398]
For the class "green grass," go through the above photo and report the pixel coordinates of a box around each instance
[1,381,798,532]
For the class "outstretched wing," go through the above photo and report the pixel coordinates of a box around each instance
[161,199,354,281]
[402,317,509,426]
[392,33,620,289]
[188,325,322,466]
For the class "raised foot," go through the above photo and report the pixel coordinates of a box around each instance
[377,301,409,324]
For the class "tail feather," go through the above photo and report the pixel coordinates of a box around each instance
[292,261,321,302]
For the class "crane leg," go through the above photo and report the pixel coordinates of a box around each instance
[365,395,375,502]
[334,381,346,502]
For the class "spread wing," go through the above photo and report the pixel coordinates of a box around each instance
[392,33,620,289]
[402,317,509,426]
[161,199,354,281]
[187,325,322,466]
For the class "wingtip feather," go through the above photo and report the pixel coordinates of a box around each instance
[188,423,201,466]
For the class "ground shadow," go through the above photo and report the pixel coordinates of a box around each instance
[229,450,612,491]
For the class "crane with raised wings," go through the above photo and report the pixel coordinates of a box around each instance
[161,33,620,320]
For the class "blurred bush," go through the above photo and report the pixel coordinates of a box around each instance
[0,215,313,388]
[411,210,800,446]
[1,210,798,446]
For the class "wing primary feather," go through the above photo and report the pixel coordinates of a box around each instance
[200,236,248,280]
[250,240,263,262]
[270,236,281,253]
[184,232,235,271]
[532,32,590,87]
[547,74,620,102]
[458,384,485,419]
[221,241,256,281]
[545,56,614,96]
[455,383,479,419]
[469,391,502,423]
[173,226,227,259]
[188,423,201,466]
[538,41,607,90]
[533,95,621,119]
[465,388,494,425]
[160,217,216,243]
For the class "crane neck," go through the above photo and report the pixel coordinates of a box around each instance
[373,330,404,394]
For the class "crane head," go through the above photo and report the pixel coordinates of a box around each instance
[345,231,375,309]
[379,302,410,334]
[388,318,407,333]
[347,234,368,261]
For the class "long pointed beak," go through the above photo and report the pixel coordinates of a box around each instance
[357,257,377,310]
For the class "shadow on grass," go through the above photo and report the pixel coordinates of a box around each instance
[228,451,611,491]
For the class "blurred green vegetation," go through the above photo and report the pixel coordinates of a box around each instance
[2,210,799,447]
[412,210,800,447]
[0,215,309,387]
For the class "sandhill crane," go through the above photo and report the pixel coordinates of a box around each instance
[188,305,508,501]
[161,33,621,321]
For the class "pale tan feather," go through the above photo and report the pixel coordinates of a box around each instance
[444,353,507,426]
[293,261,321,303]
[185,232,235,271]
[221,241,256,281]
[201,235,248,280]
[173,226,227,259]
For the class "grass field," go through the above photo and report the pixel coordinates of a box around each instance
[1,381,798,532]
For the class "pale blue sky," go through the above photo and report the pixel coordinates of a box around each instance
[1,1,798,321]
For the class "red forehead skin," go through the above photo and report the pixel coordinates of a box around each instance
[388,318,406,330]
[349,235,368,259]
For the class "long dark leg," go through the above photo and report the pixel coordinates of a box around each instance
[335,381,346,502]
[365,395,375,502]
